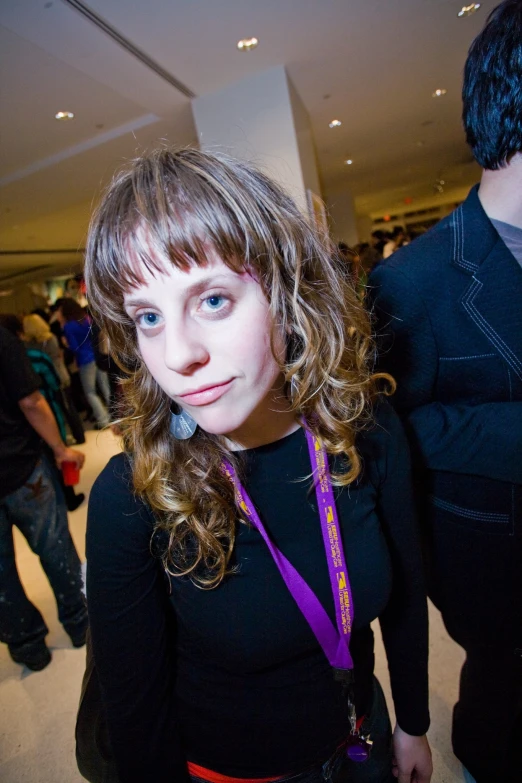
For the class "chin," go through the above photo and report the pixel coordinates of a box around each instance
[195,413,249,438]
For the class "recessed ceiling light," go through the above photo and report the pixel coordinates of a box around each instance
[458,3,481,18]
[329,119,342,128]
[432,89,447,98]
[344,159,353,165]
[55,110,74,120]
[237,37,258,52]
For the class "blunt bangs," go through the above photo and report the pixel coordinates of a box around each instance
[85,148,301,329]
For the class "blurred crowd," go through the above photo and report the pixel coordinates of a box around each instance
[0,279,122,512]
[337,225,412,294]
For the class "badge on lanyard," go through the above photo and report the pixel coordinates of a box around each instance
[222,428,373,762]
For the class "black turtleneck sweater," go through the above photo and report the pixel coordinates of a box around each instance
[86,399,429,783]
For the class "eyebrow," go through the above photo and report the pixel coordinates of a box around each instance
[124,274,240,309]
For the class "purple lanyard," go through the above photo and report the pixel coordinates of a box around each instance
[222,429,355,676]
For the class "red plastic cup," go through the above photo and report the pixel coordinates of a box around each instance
[62,460,80,486]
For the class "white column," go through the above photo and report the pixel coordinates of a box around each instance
[192,66,320,216]
[324,187,359,247]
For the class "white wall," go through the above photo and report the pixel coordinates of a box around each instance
[0,284,48,315]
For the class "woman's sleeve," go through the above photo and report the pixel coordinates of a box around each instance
[373,400,430,736]
[86,454,189,782]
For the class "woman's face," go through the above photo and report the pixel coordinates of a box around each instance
[123,248,288,445]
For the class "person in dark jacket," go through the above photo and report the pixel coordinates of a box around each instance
[369,3,522,781]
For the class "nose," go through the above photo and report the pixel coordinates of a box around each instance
[163,321,209,375]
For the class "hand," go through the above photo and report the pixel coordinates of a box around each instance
[52,443,86,470]
[392,724,432,783]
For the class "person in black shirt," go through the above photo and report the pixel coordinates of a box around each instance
[0,325,87,670]
[84,148,432,783]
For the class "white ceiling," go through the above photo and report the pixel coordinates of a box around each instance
[0,0,495,278]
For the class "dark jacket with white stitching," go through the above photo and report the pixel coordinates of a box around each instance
[368,185,522,651]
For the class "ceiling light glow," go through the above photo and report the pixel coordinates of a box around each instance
[345,159,353,165]
[237,37,258,51]
[458,3,481,18]
[432,89,447,98]
[329,119,342,128]
[55,110,74,120]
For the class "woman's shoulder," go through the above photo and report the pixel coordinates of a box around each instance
[92,451,133,494]
[88,452,155,541]
[45,333,60,351]
[64,318,88,335]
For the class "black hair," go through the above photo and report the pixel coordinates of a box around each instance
[59,297,86,322]
[31,307,50,322]
[462,0,522,169]
[0,313,23,337]
[51,298,67,312]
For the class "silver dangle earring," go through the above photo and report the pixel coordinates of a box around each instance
[169,408,197,440]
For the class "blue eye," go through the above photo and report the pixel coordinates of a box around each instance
[206,295,224,309]
[139,312,160,327]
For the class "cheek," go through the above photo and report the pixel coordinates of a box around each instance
[238,322,281,383]
[228,298,284,381]
[137,336,165,383]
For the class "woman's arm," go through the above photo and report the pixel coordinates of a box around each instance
[86,454,189,783]
[373,401,432,782]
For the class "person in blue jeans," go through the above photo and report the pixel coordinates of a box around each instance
[0,325,87,671]
[57,298,111,429]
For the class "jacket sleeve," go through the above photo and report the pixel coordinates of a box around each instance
[369,263,522,485]
[86,455,190,782]
[372,402,430,736]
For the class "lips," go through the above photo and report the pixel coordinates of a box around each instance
[179,379,234,406]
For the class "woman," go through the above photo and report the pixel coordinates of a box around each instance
[23,312,70,387]
[57,298,111,429]
[84,148,432,783]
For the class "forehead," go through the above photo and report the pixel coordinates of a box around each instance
[122,246,250,303]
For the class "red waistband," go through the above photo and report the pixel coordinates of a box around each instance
[187,718,365,783]
[186,763,281,783]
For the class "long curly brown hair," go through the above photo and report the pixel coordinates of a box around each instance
[85,147,391,588]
